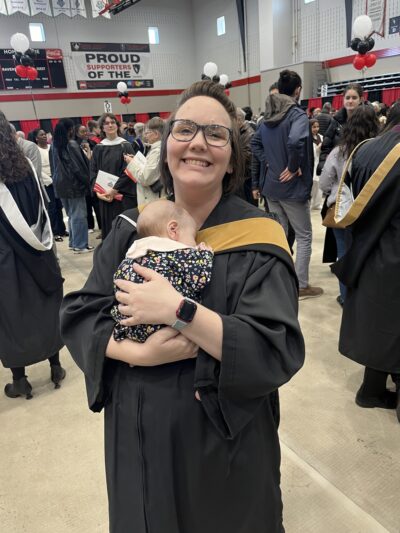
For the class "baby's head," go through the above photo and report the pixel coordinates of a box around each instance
[136,200,197,246]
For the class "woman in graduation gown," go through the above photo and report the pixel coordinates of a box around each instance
[90,113,136,240]
[332,102,400,420]
[61,81,305,533]
[0,112,65,399]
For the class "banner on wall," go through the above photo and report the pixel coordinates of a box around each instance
[5,0,30,14]
[91,0,110,18]
[366,0,387,37]
[70,42,154,90]
[30,0,52,16]
[51,0,71,16]
[0,0,8,14]
[71,0,86,17]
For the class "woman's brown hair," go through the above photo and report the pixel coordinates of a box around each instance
[0,111,31,184]
[159,81,246,195]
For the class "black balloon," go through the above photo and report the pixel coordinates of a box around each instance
[357,40,369,55]
[20,55,33,67]
[350,38,361,52]
[212,75,220,83]
[368,37,375,51]
[201,74,211,80]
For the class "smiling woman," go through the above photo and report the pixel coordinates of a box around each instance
[61,80,305,533]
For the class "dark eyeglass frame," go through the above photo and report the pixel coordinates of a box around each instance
[169,119,232,147]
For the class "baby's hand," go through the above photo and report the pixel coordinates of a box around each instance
[197,242,213,252]
[195,390,201,402]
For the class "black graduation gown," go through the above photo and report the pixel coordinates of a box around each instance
[332,131,400,373]
[90,140,136,239]
[0,174,64,368]
[60,195,305,533]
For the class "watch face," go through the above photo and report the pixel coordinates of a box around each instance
[177,298,197,323]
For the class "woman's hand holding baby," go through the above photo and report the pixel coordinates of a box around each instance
[115,264,182,327]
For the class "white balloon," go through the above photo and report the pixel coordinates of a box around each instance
[10,33,30,53]
[353,15,373,39]
[117,81,128,92]
[203,62,218,78]
[219,74,229,86]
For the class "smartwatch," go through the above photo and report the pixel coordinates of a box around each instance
[171,298,197,331]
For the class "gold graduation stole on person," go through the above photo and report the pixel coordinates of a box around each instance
[335,140,400,228]
[197,217,291,256]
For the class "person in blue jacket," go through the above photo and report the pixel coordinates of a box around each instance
[259,69,323,299]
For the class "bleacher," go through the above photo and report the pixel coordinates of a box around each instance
[319,72,400,96]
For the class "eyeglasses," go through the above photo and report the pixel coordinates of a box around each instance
[170,119,232,147]
[103,120,117,126]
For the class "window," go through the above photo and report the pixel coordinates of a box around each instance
[148,27,159,45]
[217,16,225,36]
[29,23,45,42]
[304,0,315,3]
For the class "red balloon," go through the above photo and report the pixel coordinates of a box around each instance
[364,53,377,68]
[126,97,131,104]
[15,65,28,78]
[224,89,230,96]
[120,96,128,104]
[26,67,38,80]
[353,54,365,70]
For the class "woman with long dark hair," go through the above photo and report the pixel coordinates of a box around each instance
[320,105,379,305]
[0,111,65,399]
[53,118,93,253]
[61,81,305,533]
[332,102,400,418]
[90,113,135,240]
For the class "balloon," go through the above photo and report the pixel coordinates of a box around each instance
[353,15,373,39]
[126,97,131,104]
[364,53,377,68]
[357,40,369,55]
[117,81,128,92]
[212,75,220,83]
[367,37,375,51]
[21,55,33,67]
[10,33,30,53]
[203,62,218,78]
[350,38,360,52]
[219,74,229,86]
[15,65,28,78]
[120,96,128,104]
[353,55,365,70]
[224,89,230,96]
[26,67,38,80]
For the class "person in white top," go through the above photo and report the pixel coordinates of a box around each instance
[310,119,323,210]
[124,117,166,206]
[29,128,66,241]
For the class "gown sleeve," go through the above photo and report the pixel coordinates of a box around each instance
[194,254,304,439]
[60,214,137,411]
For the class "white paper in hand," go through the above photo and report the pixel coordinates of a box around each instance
[94,170,123,200]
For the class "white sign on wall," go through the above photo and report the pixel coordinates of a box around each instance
[29,0,52,16]
[52,0,71,16]
[366,0,386,37]
[71,0,86,17]
[0,0,8,14]
[91,0,110,18]
[104,100,112,113]
[71,42,154,90]
[5,0,30,14]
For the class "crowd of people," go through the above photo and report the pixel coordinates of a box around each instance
[0,73,399,532]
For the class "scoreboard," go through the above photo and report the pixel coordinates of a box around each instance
[0,48,67,90]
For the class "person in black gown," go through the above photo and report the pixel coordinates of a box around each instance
[61,81,305,533]
[90,113,136,240]
[0,112,65,399]
[332,102,400,420]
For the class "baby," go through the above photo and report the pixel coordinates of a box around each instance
[111,200,214,342]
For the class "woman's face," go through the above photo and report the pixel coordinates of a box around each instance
[78,126,88,139]
[344,89,361,114]
[102,117,118,137]
[36,129,47,144]
[311,122,319,136]
[166,96,233,195]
